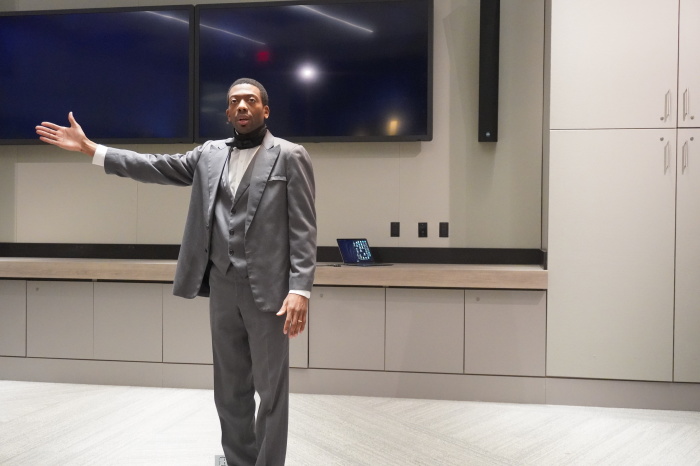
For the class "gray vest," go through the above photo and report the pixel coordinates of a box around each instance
[210,149,257,278]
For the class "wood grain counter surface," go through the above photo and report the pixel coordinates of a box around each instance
[0,258,547,290]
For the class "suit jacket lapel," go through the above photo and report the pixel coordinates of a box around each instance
[246,132,281,233]
[232,157,254,207]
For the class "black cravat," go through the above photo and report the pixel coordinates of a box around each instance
[226,124,268,149]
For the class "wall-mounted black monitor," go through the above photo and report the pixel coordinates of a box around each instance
[0,6,194,144]
[196,0,433,143]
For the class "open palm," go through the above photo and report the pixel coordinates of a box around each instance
[36,112,92,153]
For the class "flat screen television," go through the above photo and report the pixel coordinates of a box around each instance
[0,6,194,144]
[196,0,433,142]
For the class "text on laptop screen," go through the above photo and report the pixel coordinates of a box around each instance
[338,239,373,263]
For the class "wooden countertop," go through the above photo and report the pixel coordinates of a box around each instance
[314,263,546,289]
[0,258,547,290]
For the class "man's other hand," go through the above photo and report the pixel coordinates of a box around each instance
[276,293,309,338]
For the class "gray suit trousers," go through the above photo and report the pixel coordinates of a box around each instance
[209,264,289,466]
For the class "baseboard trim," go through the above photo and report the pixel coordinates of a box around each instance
[545,377,700,411]
[3,358,698,411]
[290,368,546,404]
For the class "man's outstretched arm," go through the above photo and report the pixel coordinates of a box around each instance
[36,112,97,156]
[37,112,198,186]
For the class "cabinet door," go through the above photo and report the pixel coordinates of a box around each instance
[27,281,94,359]
[464,290,546,377]
[93,282,162,362]
[548,129,676,381]
[550,0,678,129]
[674,129,700,381]
[385,288,464,374]
[678,0,700,127]
[308,286,385,371]
[0,280,26,357]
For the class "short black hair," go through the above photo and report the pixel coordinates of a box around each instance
[228,78,269,106]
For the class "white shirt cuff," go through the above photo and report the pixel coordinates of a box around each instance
[92,144,108,166]
[289,290,311,299]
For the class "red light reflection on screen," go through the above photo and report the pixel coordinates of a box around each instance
[256,50,271,62]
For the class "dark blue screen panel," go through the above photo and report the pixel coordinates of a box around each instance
[196,0,432,142]
[0,7,193,143]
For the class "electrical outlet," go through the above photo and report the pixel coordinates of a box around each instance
[390,222,400,237]
[439,222,449,237]
[418,222,428,237]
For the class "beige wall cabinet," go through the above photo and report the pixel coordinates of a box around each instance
[385,288,464,374]
[26,281,94,359]
[1,271,560,402]
[674,129,700,382]
[0,280,27,357]
[308,286,385,371]
[551,0,699,129]
[678,0,700,128]
[93,282,163,362]
[548,129,676,381]
[3,278,316,371]
[548,0,700,383]
[549,0,679,130]
[309,286,547,377]
[465,290,546,377]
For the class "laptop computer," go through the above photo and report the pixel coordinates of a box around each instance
[336,238,393,266]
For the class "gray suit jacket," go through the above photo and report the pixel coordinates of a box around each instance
[104,131,317,312]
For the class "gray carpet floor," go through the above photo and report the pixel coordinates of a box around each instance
[1,380,699,465]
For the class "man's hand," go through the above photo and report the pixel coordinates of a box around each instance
[35,112,97,156]
[276,293,309,338]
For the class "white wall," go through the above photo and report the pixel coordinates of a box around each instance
[0,0,545,249]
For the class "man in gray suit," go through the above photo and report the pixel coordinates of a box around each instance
[36,78,317,466]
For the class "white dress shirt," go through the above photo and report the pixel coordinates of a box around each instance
[228,146,258,197]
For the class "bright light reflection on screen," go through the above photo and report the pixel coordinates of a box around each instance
[295,5,374,34]
[387,119,400,136]
[298,64,320,82]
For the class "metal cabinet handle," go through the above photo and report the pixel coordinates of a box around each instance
[664,141,671,173]
[682,140,689,173]
[683,89,689,121]
[662,90,671,122]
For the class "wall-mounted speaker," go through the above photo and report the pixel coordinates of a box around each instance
[478,0,500,142]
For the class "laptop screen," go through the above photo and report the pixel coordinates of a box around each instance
[337,238,375,264]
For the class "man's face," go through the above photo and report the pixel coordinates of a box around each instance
[226,84,269,134]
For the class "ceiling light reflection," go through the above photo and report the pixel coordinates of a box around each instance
[387,118,400,136]
[295,5,373,34]
[298,64,319,82]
